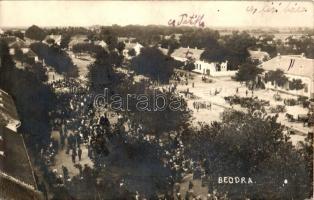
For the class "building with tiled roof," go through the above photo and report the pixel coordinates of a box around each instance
[171,47,205,62]
[0,89,20,131]
[248,49,270,63]
[0,126,43,200]
[169,47,236,77]
[94,40,108,49]
[8,38,30,55]
[68,34,90,50]
[43,34,62,46]
[123,42,143,59]
[0,89,43,200]
[260,54,314,98]
[117,37,136,43]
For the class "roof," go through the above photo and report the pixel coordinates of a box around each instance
[172,47,205,60]
[43,34,62,44]
[69,34,89,47]
[260,55,314,79]
[125,42,143,50]
[0,126,37,188]
[164,33,182,41]
[158,47,168,55]
[0,89,19,125]
[118,37,136,43]
[9,40,29,49]
[25,50,38,58]
[94,40,107,48]
[0,173,43,200]
[2,36,17,45]
[248,50,270,61]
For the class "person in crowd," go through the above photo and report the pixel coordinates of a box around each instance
[72,148,77,163]
[78,147,82,161]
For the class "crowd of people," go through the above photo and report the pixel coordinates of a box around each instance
[193,101,212,111]
[39,72,236,199]
[41,78,110,180]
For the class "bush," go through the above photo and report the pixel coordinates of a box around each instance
[273,94,282,101]
[284,98,298,106]
[270,105,286,113]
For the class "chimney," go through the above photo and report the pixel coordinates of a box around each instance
[195,46,197,50]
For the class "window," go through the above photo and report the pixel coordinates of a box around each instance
[304,84,308,93]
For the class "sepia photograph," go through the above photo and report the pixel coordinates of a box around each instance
[0,1,313,199]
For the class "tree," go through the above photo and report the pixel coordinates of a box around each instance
[223,31,257,69]
[46,38,55,45]
[200,45,229,63]
[160,35,180,56]
[116,42,125,54]
[130,47,175,84]
[0,40,15,91]
[289,79,305,90]
[128,48,136,57]
[182,110,312,199]
[265,69,288,87]
[179,29,220,49]
[25,25,47,41]
[183,60,195,71]
[60,33,71,49]
[12,31,24,40]
[30,42,78,77]
[72,43,103,56]
[235,62,264,87]
[0,40,56,150]
[87,50,121,91]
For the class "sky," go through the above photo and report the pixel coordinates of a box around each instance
[0,1,313,28]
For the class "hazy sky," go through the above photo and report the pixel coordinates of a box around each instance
[0,1,313,28]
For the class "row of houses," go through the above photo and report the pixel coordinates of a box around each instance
[161,46,237,77]
[3,37,39,65]
[164,44,313,99]
[259,54,314,98]
[68,34,143,58]
[0,89,44,200]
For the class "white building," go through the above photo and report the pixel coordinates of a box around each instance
[94,40,108,49]
[260,54,314,98]
[9,39,30,55]
[123,42,143,58]
[43,34,62,46]
[171,47,236,77]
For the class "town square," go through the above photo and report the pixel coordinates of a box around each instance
[0,1,313,200]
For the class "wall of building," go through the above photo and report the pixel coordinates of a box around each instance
[193,60,233,76]
[210,70,237,77]
[264,73,313,98]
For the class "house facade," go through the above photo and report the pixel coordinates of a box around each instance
[260,54,314,98]
[171,47,236,77]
